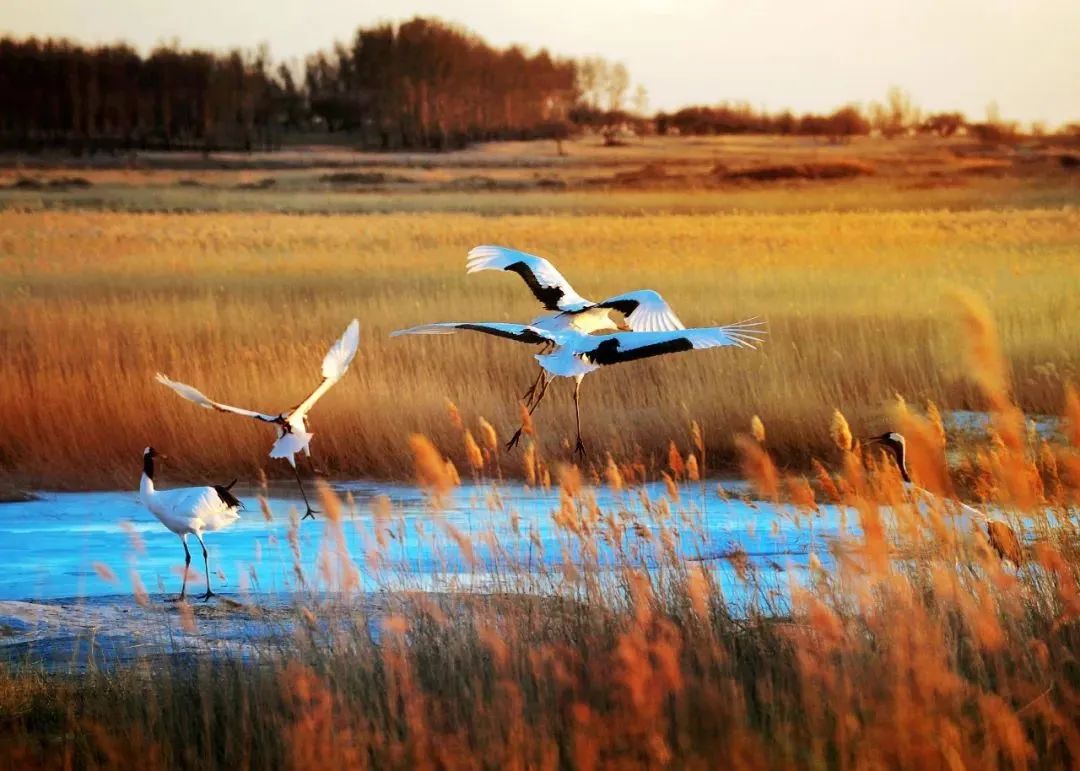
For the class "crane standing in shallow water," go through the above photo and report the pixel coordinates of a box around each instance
[864,431,1023,565]
[155,319,360,520]
[138,447,243,601]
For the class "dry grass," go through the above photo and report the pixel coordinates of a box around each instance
[1,392,1079,768]
[1,177,1076,217]
[4,137,1080,768]
[2,300,1080,768]
[2,134,1078,215]
[0,203,1078,489]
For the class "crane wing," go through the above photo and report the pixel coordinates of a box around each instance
[321,318,360,380]
[290,319,362,419]
[596,290,686,332]
[392,321,558,346]
[155,374,279,422]
[466,245,592,312]
[578,320,765,367]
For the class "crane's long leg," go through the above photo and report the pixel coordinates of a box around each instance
[507,375,552,451]
[522,342,555,404]
[521,367,547,405]
[304,449,325,477]
[292,463,318,520]
[573,377,586,459]
[169,534,192,602]
[193,532,214,601]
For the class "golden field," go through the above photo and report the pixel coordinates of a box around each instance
[1,190,1079,489]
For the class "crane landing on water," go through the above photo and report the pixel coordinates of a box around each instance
[393,320,765,458]
[466,245,691,403]
[155,319,360,520]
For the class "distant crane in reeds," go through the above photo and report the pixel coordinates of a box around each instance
[138,447,243,601]
[392,321,765,457]
[155,319,360,520]
[864,432,1023,565]
[467,245,691,403]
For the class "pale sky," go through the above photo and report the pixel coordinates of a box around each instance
[5,0,1079,126]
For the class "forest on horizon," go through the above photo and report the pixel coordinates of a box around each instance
[1,16,1076,154]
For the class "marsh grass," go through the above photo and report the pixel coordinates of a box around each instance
[1,207,1078,488]
[2,387,1080,768]
[3,137,1080,767]
[3,302,1080,768]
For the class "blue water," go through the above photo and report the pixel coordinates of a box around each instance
[0,480,847,603]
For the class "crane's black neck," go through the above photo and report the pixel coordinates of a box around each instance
[883,440,911,483]
[897,456,911,484]
[143,453,155,480]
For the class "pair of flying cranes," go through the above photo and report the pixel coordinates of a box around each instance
[139,245,1016,602]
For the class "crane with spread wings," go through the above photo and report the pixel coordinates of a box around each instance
[156,319,360,519]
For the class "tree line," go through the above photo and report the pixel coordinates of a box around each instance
[302,18,578,149]
[656,88,1064,143]
[0,18,579,152]
[0,37,285,152]
[0,20,1056,154]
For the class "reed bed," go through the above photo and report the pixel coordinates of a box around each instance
[1,206,1077,489]
[2,317,1080,768]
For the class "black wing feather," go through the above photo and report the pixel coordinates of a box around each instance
[584,336,694,366]
[595,297,640,316]
[213,483,244,510]
[505,261,567,311]
[457,323,551,345]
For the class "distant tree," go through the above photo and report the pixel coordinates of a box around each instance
[604,62,630,113]
[797,114,829,136]
[822,105,870,141]
[575,57,604,110]
[969,101,1019,144]
[1059,123,1080,142]
[921,111,965,138]
[968,121,1019,144]
[870,86,920,138]
[774,111,797,135]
